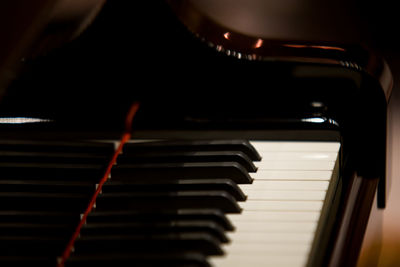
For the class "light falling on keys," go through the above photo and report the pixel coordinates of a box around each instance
[209,141,340,267]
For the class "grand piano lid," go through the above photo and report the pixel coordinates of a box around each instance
[166,0,393,102]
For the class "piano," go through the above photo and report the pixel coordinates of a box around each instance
[0,0,393,266]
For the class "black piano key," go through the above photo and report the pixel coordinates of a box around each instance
[0,192,89,211]
[0,162,105,182]
[0,140,115,155]
[111,162,253,184]
[117,150,257,172]
[66,252,211,267]
[0,151,110,164]
[86,209,234,231]
[80,220,229,243]
[102,179,246,201]
[0,180,95,194]
[73,232,223,256]
[95,191,241,213]
[123,140,261,161]
[0,237,66,256]
[0,256,57,266]
[0,223,74,237]
[0,211,80,225]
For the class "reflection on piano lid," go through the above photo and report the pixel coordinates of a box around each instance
[0,0,393,267]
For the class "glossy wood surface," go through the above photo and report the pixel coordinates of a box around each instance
[358,53,400,267]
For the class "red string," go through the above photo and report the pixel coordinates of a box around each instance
[57,102,140,267]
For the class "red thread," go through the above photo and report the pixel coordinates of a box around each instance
[57,102,140,267]
[125,101,140,133]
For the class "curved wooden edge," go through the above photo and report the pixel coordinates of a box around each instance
[307,163,380,267]
[166,0,393,102]
[328,174,379,267]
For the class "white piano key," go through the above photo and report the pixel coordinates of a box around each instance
[239,200,324,211]
[253,151,339,161]
[210,254,308,267]
[227,211,320,222]
[250,141,341,152]
[222,242,311,254]
[254,160,335,170]
[242,190,326,201]
[251,170,333,180]
[226,232,315,243]
[239,180,330,190]
[225,221,318,232]
[226,232,316,244]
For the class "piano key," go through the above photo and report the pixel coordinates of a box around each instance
[0,140,115,154]
[0,150,110,164]
[252,151,339,161]
[0,256,57,266]
[0,192,90,211]
[221,242,312,254]
[218,245,312,267]
[111,162,253,184]
[95,191,242,213]
[224,221,317,233]
[87,209,234,231]
[249,141,341,152]
[250,170,333,180]
[0,211,80,224]
[241,190,326,201]
[239,200,324,211]
[80,220,229,243]
[222,232,315,243]
[0,236,66,256]
[239,180,329,191]
[66,252,211,267]
[74,233,224,256]
[226,211,320,222]
[0,162,105,181]
[0,180,95,194]
[0,223,74,237]
[124,140,262,161]
[117,151,257,172]
[254,160,335,170]
[102,179,246,201]
[210,254,308,267]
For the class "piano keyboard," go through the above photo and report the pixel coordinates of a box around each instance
[0,140,116,266]
[209,141,340,267]
[0,139,340,267]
